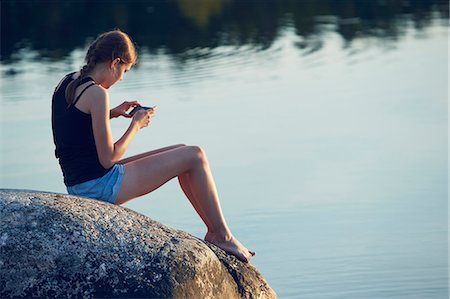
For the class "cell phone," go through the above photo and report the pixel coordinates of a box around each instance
[129,106,154,116]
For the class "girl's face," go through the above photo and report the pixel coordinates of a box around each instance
[103,59,131,88]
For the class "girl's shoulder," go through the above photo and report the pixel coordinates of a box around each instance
[84,83,108,100]
[74,81,108,114]
[76,79,108,99]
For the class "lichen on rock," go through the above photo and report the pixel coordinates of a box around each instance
[0,189,276,299]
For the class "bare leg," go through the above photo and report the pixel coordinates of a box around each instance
[184,160,256,261]
[178,175,256,259]
[117,144,186,164]
[115,145,255,263]
[118,144,216,231]
[178,172,214,233]
[118,144,216,233]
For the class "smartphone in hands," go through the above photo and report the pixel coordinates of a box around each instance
[129,106,157,116]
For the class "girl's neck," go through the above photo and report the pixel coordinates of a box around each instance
[86,63,109,85]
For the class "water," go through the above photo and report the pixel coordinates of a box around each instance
[1,1,448,298]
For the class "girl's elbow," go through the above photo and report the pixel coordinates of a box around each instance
[99,158,114,169]
[98,149,119,169]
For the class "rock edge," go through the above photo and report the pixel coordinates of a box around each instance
[0,189,277,299]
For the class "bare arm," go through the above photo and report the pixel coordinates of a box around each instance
[89,87,150,169]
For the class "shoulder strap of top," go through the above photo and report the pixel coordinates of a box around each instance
[80,76,95,85]
[73,82,96,106]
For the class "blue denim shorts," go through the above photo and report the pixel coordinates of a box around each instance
[67,164,125,204]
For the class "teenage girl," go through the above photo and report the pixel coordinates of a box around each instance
[51,30,255,263]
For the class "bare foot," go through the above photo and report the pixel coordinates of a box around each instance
[204,232,256,263]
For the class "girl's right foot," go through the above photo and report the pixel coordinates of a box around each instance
[204,232,255,263]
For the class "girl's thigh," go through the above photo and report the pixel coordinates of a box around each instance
[117,144,186,164]
[115,145,202,205]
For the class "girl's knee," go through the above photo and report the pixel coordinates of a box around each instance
[186,145,208,164]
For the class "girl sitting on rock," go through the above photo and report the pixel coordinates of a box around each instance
[51,30,255,263]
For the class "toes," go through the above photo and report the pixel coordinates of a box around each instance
[234,251,248,263]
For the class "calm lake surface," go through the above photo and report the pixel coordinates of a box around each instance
[1,1,448,298]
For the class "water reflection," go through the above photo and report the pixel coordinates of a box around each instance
[1,0,448,66]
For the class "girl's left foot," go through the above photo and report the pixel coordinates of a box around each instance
[204,232,256,263]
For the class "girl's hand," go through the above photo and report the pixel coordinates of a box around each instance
[132,107,156,129]
[110,101,140,118]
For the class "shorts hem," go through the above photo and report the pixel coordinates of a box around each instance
[66,164,125,205]
[110,164,125,204]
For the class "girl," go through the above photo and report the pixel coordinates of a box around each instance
[51,30,255,263]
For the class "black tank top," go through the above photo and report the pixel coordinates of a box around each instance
[51,72,111,186]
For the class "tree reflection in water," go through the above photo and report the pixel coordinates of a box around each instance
[0,0,448,65]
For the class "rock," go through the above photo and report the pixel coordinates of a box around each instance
[0,189,277,299]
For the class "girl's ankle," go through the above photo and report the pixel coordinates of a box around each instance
[206,228,232,241]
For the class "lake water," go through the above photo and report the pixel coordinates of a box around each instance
[0,2,448,298]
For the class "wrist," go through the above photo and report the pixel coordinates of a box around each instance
[130,120,140,132]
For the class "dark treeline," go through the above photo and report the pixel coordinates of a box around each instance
[1,0,448,63]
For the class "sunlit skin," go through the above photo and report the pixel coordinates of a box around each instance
[72,58,255,263]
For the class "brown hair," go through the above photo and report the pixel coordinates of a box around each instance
[65,30,138,105]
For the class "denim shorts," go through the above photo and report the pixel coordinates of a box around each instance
[67,164,125,204]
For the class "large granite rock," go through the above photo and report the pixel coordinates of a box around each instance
[0,189,276,299]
